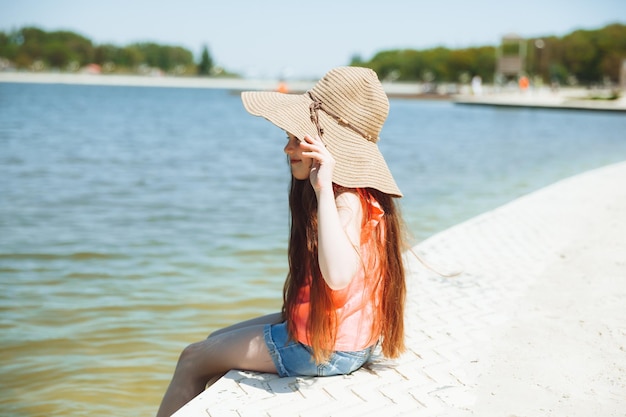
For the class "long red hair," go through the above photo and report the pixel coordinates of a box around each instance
[282,179,406,363]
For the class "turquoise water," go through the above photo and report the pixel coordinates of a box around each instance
[1,82,625,416]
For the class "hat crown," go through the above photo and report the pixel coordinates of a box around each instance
[310,67,389,143]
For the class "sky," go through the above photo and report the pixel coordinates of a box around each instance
[1,0,624,79]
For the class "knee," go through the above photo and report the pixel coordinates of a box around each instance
[175,341,205,375]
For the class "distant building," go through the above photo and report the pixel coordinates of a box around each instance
[495,34,527,84]
[82,64,102,74]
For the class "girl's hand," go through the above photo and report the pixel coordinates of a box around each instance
[301,135,335,194]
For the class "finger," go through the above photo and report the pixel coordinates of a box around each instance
[302,134,326,146]
[301,142,329,158]
[298,136,316,151]
[302,150,324,162]
[309,162,320,174]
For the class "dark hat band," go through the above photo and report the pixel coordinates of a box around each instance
[308,91,374,142]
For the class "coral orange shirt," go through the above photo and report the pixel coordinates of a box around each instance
[291,195,385,351]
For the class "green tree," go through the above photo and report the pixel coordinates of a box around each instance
[45,41,72,68]
[120,45,143,69]
[93,43,118,65]
[0,31,19,61]
[48,30,93,64]
[2,23,624,83]
[349,53,364,66]
[360,23,624,84]
[198,45,213,75]
[562,30,598,83]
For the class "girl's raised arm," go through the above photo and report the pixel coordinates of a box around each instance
[316,188,362,290]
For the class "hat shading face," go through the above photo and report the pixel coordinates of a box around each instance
[284,133,314,181]
[241,66,402,198]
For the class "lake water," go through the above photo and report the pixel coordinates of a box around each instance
[1,82,625,416]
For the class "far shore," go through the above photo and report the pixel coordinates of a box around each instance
[0,71,455,99]
[0,71,439,98]
[3,71,625,110]
[0,71,310,91]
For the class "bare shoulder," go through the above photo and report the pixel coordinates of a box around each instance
[334,189,363,226]
[334,188,361,208]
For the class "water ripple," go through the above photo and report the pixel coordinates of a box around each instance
[1,82,625,416]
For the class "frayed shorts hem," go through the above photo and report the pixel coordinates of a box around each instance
[263,322,373,378]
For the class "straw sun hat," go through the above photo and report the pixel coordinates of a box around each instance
[241,66,402,197]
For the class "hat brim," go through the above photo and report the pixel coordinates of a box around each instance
[242,90,402,198]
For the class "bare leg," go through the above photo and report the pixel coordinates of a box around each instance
[209,312,283,337]
[156,313,282,417]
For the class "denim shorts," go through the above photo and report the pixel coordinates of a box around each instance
[264,321,373,378]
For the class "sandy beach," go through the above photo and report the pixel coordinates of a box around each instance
[173,161,626,416]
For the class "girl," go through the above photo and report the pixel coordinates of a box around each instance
[156,66,406,417]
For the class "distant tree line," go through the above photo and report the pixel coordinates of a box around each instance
[1,24,624,85]
[0,26,218,76]
[353,23,626,86]
[352,46,496,85]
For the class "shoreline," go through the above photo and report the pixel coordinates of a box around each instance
[173,161,626,416]
[0,71,308,91]
[453,91,626,112]
[3,71,624,110]
[0,71,434,99]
